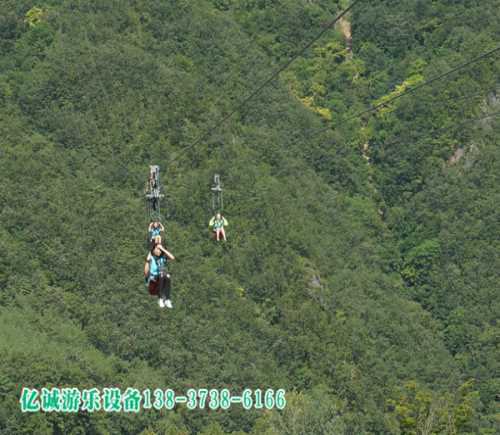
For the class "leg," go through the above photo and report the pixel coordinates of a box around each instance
[158,274,166,299]
[160,273,172,308]
[157,275,166,308]
[159,273,171,299]
[165,274,171,301]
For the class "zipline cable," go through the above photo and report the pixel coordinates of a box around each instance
[254,48,500,163]
[348,45,500,121]
[238,109,500,205]
[168,0,362,165]
[241,83,500,185]
[369,109,500,153]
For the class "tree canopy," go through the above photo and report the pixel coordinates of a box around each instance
[1,0,499,433]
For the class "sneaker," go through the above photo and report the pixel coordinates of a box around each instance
[158,298,164,308]
[165,299,173,309]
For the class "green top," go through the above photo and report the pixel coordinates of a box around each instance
[210,216,228,229]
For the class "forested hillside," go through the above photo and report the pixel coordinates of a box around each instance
[0,1,499,434]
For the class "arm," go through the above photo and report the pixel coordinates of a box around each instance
[144,259,150,276]
[158,245,175,261]
[223,218,228,226]
[159,223,165,232]
[148,222,153,231]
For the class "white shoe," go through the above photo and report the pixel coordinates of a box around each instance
[165,299,173,309]
[158,298,164,308]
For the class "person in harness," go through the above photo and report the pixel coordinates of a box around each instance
[144,244,175,308]
[209,213,228,241]
[148,221,165,246]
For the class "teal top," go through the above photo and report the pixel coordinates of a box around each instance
[149,254,166,277]
[150,226,162,239]
[213,218,224,229]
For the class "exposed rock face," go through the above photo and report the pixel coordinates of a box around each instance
[310,275,322,288]
[337,17,352,54]
[448,147,465,165]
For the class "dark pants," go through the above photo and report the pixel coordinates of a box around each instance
[148,273,171,299]
[159,272,171,300]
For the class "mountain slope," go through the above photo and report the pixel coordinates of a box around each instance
[1,1,498,434]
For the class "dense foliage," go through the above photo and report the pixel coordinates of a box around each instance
[0,0,499,433]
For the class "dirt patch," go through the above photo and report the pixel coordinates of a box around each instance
[337,17,352,52]
[448,147,465,165]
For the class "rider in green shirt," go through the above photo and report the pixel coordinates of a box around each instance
[209,213,228,241]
